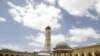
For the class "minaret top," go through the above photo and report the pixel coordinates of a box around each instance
[45,26,51,29]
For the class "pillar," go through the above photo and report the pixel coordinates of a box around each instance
[92,52,95,56]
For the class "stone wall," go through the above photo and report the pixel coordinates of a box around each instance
[71,44,100,56]
[0,49,34,56]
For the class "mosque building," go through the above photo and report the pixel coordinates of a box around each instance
[0,26,100,56]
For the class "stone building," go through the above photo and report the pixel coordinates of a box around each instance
[52,42,72,56]
[71,43,100,56]
[51,42,100,56]
[0,49,34,56]
[0,26,100,56]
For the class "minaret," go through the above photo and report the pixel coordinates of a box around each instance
[45,26,51,52]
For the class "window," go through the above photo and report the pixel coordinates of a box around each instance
[0,54,3,56]
[88,52,92,56]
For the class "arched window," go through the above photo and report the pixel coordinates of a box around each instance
[75,54,78,56]
[5,54,9,56]
[95,51,100,56]
[0,53,3,56]
[81,53,84,56]
[11,55,14,56]
[88,52,92,56]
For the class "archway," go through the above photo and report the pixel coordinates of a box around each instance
[88,52,92,56]
[0,54,3,56]
[81,53,84,56]
[95,51,100,56]
[75,54,78,56]
[11,55,14,56]
[5,54,9,56]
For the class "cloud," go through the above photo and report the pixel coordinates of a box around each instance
[0,44,24,51]
[44,0,56,4]
[26,33,66,50]
[95,1,100,13]
[0,17,6,22]
[85,12,98,20]
[69,44,77,47]
[58,0,100,20]
[7,0,61,31]
[67,28,100,42]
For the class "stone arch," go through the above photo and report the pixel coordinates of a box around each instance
[75,54,78,56]
[11,54,14,56]
[5,54,9,56]
[81,53,84,56]
[88,52,92,56]
[0,53,3,56]
[95,51,100,56]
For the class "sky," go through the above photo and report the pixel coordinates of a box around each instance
[0,0,100,52]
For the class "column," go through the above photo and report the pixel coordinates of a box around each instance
[55,52,57,56]
[84,53,87,56]
[78,53,80,56]
[92,52,95,56]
